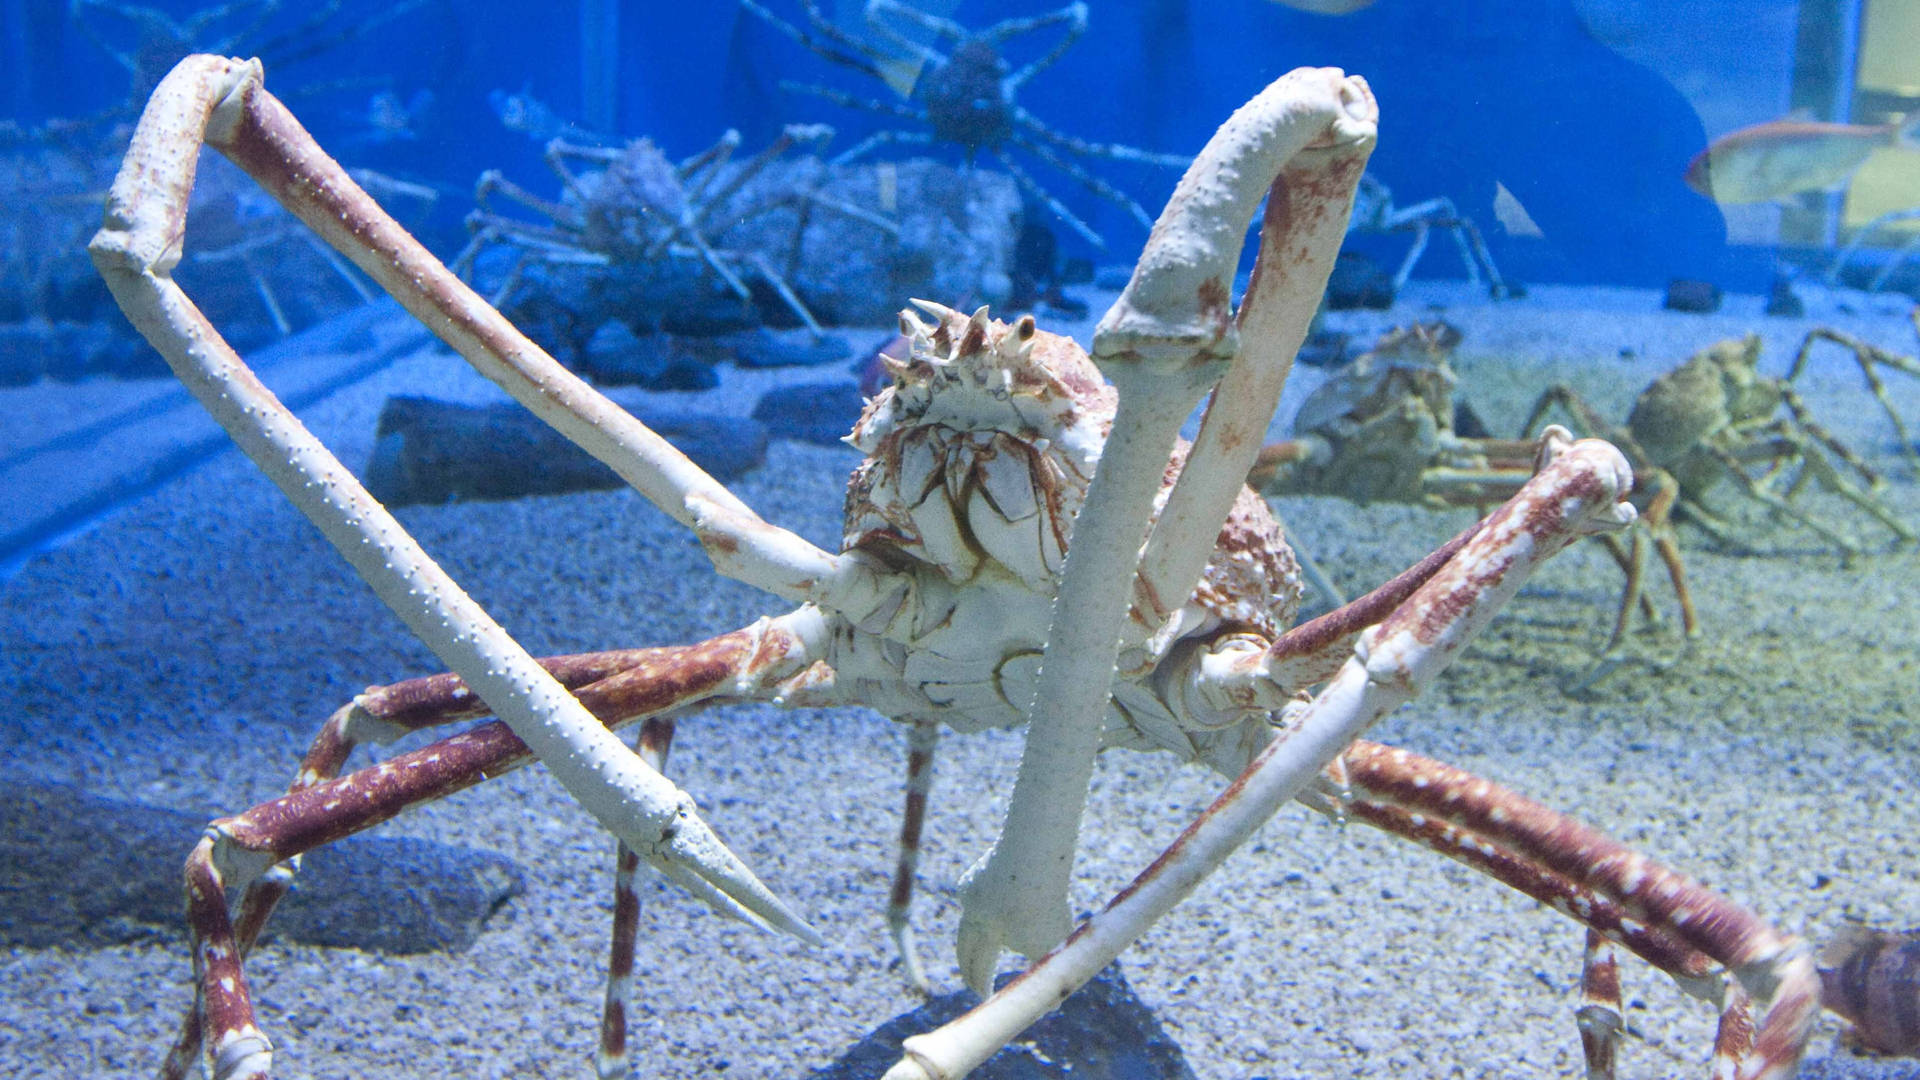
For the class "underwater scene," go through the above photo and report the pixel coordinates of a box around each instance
[2,1,1918,1077]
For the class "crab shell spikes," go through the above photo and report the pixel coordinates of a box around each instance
[844,304,1115,588]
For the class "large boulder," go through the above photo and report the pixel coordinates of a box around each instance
[364,394,769,506]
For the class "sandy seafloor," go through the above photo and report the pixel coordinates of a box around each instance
[2,279,1917,1080]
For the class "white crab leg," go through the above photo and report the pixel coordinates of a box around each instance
[89,55,821,944]
[111,55,847,606]
[887,433,1637,1080]
[1133,71,1376,645]
[951,67,1380,995]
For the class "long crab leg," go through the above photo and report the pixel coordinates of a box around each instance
[1132,78,1376,643]
[865,0,969,46]
[599,716,677,1080]
[1580,929,1628,1079]
[888,433,1638,1080]
[164,614,824,1080]
[162,649,683,1078]
[1330,739,1818,1080]
[92,51,842,1049]
[739,0,897,81]
[1010,102,1197,169]
[991,2,1087,92]
[988,147,1104,248]
[886,719,941,993]
[950,67,1379,995]
[830,126,935,167]
[1004,130,1157,231]
[98,55,857,606]
[1182,516,1486,714]
[1789,327,1920,475]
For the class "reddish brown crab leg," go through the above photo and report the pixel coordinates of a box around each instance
[1336,739,1817,1080]
[1579,929,1626,1080]
[599,716,677,1080]
[165,620,814,1080]
[1264,518,1483,686]
[886,720,941,993]
[1322,758,1713,982]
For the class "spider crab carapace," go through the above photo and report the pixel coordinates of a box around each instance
[89,54,1820,1080]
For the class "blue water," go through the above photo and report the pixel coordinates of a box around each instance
[3,0,1844,292]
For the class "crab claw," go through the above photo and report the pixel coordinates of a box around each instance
[643,792,824,944]
[951,65,1379,1001]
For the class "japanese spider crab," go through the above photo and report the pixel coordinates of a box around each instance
[69,0,432,116]
[738,0,1189,249]
[1258,319,1920,690]
[91,56,1824,1080]
[451,124,899,339]
[1348,174,1515,298]
[1249,322,1687,690]
[1521,328,1919,560]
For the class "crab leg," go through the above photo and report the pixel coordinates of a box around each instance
[1010,102,1196,169]
[830,126,935,167]
[888,433,1636,1080]
[97,55,852,604]
[598,716,677,1080]
[1005,130,1156,231]
[988,147,1104,248]
[948,67,1379,994]
[159,615,824,1080]
[1790,327,1920,476]
[887,719,941,993]
[1580,929,1628,1079]
[866,0,968,45]
[92,57,832,1057]
[739,0,897,80]
[1133,75,1376,641]
[993,2,1087,92]
[1331,739,1818,1080]
[1183,517,1485,714]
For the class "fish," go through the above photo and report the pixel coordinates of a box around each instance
[1818,924,1920,1056]
[1685,111,1920,204]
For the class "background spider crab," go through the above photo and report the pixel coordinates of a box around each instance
[56,50,1898,1080]
[737,0,1189,249]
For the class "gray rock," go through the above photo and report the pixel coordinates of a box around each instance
[572,325,849,389]
[1325,251,1396,310]
[727,328,853,369]
[752,380,866,447]
[579,322,720,390]
[1662,277,1723,313]
[363,394,768,506]
[0,780,524,954]
[808,964,1197,1080]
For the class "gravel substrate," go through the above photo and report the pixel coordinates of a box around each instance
[1,281,1916,1079]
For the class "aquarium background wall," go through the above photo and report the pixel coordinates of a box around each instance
[5,0,1915,295]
